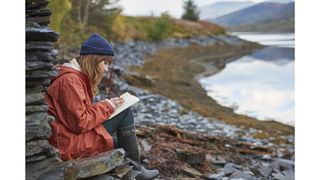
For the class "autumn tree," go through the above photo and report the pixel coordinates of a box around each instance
[48,0,72,32]
[68,0,122,36]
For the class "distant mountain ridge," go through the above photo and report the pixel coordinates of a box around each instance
[208,2,294,32]
[200,1,255,19]
[200,0,294,20]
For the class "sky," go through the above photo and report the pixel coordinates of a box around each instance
[117,0,267,18]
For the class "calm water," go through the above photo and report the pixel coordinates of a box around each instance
[200,33,295,126]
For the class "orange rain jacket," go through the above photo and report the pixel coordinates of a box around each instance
[45,65,115,161]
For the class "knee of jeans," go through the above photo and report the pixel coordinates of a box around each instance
[122,108,134,126]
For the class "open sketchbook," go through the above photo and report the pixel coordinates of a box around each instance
[108,92,140,119]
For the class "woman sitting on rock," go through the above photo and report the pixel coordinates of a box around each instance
[45,33,159,180]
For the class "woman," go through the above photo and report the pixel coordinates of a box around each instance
[45,33,159,180]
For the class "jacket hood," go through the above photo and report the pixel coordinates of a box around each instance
[50,63,89,85]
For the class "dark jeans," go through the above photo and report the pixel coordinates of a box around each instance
[103,108,134,147]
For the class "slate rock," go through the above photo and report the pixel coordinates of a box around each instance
[281,170,294,180]
[259,163,272,177]
[26,69,58,79]
[176,148,206,165]
[26,113,54,141]
[223,163,242,176]
[230,171,256,180]
[85,174,121,180]
[26,139,59,163]
[181,164,203,177]
[26,156,65,180]
[271,158,295,171]
[26,8,52,17]
[64,149,125,179]
[26,51,57,62]
[26,61,55,71]
[207,154,227,167]
[26,27,59,42]
[206,171,224,180]
[26,0,50,10]
[250,162,272,177]
[26,16,50,26]
[26,105,48,114]
[26,42,53,52]
[26,78,51,87]
[261,154,272,160]
[26,92,45,105]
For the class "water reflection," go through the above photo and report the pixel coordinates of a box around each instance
[231,32,295,48]
[200,46,295,126]
[251,47,294,64]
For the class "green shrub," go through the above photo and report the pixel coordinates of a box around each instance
[147,12,171,41]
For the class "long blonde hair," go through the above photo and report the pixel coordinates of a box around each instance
[76,55,112,96]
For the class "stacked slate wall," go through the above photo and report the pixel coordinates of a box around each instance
[26,0,65,179]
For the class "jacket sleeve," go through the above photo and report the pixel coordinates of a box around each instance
[57,75,115,134]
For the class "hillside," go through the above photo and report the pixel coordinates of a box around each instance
[228,16,294,32]
[200,1,255,19]
[209,2,294,32]
[124,16,226,40]
[54,15,225,57]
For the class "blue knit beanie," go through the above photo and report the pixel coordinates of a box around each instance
[80,33,115,56]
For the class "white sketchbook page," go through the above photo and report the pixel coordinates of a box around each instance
[108,92,140,119]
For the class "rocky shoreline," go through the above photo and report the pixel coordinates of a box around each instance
[118,37,293,136]
[92,34,295,179]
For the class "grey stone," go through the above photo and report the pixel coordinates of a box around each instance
[26,105,48,114]
[26,51,57,62]
[64,149,125,179]
[26,27,59,42]
[26,156,65,180]
[250,162,272,177]
[26,85,45,94]
[176,149,206,165]
[26,69,59,79]
[26,140,59,163]
[281,170,294,180]
[85,174,120,180]
[26,78,51,87]
[278,158,295,169]
[261,154,272,160]
[206,172,224,180]
[108,163,137,180]
[26,113,54,141]
[230,171,256,180]
[26,42,53,52]
[26,16,50,26]
[272,172,285,180]
[181,164,203,177]
[26,8,52,17]
[259,163,272,177]
[26,92,45,105]
[26,61,55,71]
[223,164,237,176]
[272,158,294,171]
[26,0,49,10]
[215,35,246,46]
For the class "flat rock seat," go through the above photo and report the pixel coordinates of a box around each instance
[64,148,136,180]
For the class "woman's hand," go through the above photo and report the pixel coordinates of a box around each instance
[109,97,125,109]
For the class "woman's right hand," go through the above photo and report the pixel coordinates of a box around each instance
[109,97,125,109]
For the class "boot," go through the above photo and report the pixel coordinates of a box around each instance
[117,124,159,180]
